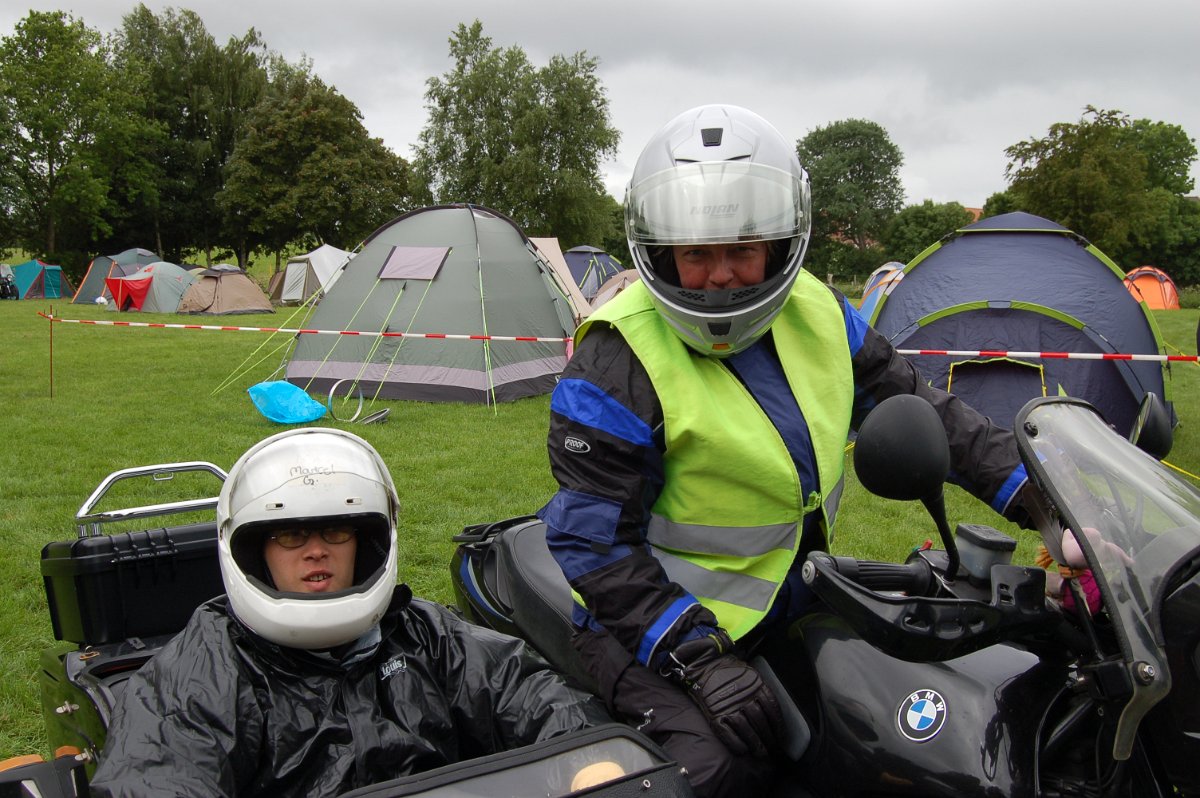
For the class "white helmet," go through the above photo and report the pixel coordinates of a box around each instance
[624,104,812,356]
[217,428,399,649]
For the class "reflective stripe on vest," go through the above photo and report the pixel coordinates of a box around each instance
[583,273,854,639]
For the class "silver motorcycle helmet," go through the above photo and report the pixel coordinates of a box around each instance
[217,428,399,650]
[624,104,812,356]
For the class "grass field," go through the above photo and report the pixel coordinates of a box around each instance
[1,298,1198,759]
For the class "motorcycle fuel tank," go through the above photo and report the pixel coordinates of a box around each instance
[778,612,1069,796]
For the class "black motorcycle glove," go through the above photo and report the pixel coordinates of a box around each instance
[660,630,784,758]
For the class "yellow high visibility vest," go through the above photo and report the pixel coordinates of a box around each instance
[579,271,854,639]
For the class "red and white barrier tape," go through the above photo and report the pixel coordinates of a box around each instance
[38,314,571,343]
[35,315,1200,360]
[895,348,1198,363]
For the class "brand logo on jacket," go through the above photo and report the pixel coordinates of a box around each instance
[379,656,407,681]
[896,689,946,742]
[564,436,591,454]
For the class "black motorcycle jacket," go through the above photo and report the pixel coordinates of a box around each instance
[541,288,1029,669]
[90,587,610,797]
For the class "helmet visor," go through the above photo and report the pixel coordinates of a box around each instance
[626,162,809,246]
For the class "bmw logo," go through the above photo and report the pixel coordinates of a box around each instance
[897,689,947,742]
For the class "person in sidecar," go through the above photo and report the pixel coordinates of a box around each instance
[539,104,1032,798]
[91,428,610,798]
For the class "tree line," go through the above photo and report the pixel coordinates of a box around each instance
[2,7,1197,287]
[0,10,622,279]
[799,110,1199,285]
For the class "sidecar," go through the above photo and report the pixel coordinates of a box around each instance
[32,463,692,798]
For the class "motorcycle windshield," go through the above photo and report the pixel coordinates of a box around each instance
[1016,399,1200,760]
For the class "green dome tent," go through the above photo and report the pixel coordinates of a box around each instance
[285,205,589,404]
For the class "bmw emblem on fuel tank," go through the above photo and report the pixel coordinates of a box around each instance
[897,689,947,742]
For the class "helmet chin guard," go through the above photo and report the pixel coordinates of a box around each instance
[217,428,399,649]
[625,105,812,356]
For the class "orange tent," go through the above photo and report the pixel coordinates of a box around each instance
[1124,266,1180,310]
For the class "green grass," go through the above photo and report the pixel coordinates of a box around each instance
[1,299,1198,759]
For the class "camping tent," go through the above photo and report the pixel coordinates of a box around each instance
[590,269,640,310]
[529,237,592,325]
[177,264,274,315]
[286,204,590,403]
[73,248,158,304]
[10,259,74,299]
[106,261,198,313]
[1124,265,1181,310]
[270,244,354,304]
[564,245,624,300]
[857,261,904,320]
[869,211,1172,437]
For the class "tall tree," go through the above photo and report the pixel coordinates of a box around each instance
[111,6,269,264]
[796,119,905,253]
[0,11,144,267]
[1004,106,1196,264]
[217,59,417,268]
[881,200,973,263]
[415,21,619,245]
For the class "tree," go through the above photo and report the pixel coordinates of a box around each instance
[796,119,905,257]
[111,6,269,264]
[881,200,973,263]
[1004,106,1197,265]
[415,21,619,245]
[217,59,417,268]
[981,190,1022,219]
[0,11,143,268]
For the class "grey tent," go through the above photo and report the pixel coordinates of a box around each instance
[106,261,198,313]
[73,247,158,304]
[270,244,353,304]
[178,264,274,315]
[870,211,1173,436]
[286,205,590,403]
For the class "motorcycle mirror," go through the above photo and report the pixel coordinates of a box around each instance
[854,394,950,502]
[855,395,961,579]
[1129,392,1172,461]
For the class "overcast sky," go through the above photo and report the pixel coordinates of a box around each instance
[5,0,1199,209]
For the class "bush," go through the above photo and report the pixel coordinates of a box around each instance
[1179,285,1200,309]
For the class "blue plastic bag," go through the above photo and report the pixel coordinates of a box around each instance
[247,381,328,424]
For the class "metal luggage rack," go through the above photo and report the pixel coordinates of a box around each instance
[74,461,228,539]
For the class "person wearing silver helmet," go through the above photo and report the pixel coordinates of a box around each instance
[540,105,1031,797]
[92,428,609,798]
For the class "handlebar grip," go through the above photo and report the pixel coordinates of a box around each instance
[827,556,934,595]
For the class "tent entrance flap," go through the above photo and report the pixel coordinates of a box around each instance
[947,358,1046,427]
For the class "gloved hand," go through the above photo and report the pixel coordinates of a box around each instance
[661,631,784,758]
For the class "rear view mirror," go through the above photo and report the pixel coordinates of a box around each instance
[854,394,949,502]
[1129,392,1172,460]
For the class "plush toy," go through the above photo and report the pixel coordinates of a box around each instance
[1037,527,1130,616]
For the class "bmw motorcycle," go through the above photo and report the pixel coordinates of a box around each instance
[451,394,1200,796]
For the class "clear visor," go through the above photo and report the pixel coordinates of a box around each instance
[625,161,809,245]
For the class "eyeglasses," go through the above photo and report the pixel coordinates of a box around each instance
[267,525,356,549]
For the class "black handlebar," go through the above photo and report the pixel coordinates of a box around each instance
[823,556,935,595]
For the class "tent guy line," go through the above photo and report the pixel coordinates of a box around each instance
[36,313,1200,361]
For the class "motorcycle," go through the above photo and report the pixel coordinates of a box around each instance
[450,394,1200,796]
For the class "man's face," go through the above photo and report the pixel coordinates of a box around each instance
[672,242,768,290]
[263,524,358,593]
